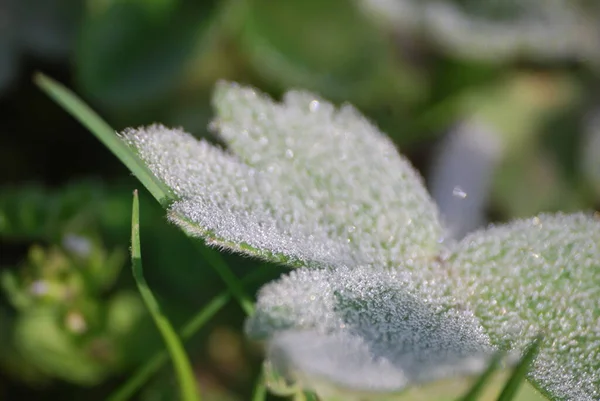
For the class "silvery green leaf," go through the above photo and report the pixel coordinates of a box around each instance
[247,265,494,398]
[358,0,600,63]
[122,83,443,267]
[447,213,600,401]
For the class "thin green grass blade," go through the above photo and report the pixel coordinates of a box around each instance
[194,243,255,315]
[106,295,224,401]
[107,267,271,401]
[496,336,543,401]
[33,73,173,207]
[252,369,267,401]
[458,352,504,401]
[131,190,200,401]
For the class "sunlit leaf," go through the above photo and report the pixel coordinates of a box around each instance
[122,82,443,268]
[447,213,600,401]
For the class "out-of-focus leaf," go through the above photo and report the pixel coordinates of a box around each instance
[13,307,113,385]
[358,0,600,63]
[492,150,585,218]
[0,307,48,384]
[122,82,443,268]
[240,0,423,106]
[460,73,582,218]
[76,0,216,109]
[447,213,600,401]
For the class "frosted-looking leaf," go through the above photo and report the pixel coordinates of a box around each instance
[121,125,351,267]
[447,213,600,401]
[246,265,494,397]
[122,83,442,267]
[210,82,442,265]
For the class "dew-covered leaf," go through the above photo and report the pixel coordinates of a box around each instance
[447,213,600,401]
[246,265,494,398]
[210,82,443,264]
[121,125,352,267]
[122,83,443,267]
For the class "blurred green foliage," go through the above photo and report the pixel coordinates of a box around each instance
[1,0,600,400]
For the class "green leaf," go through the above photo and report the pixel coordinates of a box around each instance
[76,0,214,109]
[122,82,443,268]
[13,307,109,385]
[247,265,495,399]
[447,213,600,401]
[240,0,404,102]
[130,190,200,401]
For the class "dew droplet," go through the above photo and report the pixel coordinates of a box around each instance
[452,186,467,199]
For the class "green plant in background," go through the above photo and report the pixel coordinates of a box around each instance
[36,73,599,401]
[0,216,145,385]
[0,181,167,385]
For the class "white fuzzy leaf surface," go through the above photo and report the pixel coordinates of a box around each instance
[247,265,493,398]
[122,82,442,267]
[447,213,600,401]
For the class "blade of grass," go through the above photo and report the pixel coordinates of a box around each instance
[458,352,504,401]
[496,335,543,401]
[194,243,255,316]
[131,190,200,401]
[252,369,267,401]
[33,73,172,207]
[108,267,272,401]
